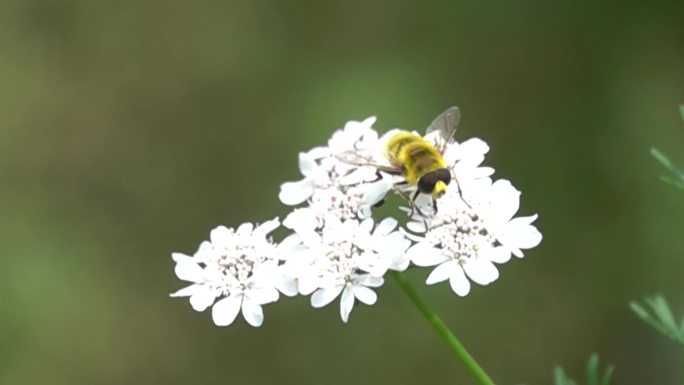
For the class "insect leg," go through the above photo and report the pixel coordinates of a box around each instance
[453,174,472,210]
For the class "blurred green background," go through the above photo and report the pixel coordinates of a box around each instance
[1,1,683,384]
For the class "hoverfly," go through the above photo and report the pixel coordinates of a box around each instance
[337,106,468,216]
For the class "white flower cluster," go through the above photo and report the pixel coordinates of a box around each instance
[171,113,542,327]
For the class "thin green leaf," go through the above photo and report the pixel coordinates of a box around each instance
[586,354,598,385]
[630,301,670,336]
[554,355,613,385]
[679,104,684,123]
[599,366,614,385]
[660,176,684,190]
[647,296,680,335]
[554,367,568,385]
[631,296,684,345]
[651,148,684,181]
[554,367,578,385]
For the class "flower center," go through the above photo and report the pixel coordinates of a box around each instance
[427,209,494,263]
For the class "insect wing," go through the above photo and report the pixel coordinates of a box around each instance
[425,106,461,154]
[336,150,403,175]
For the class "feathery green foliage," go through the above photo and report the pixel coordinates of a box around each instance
[651,105,684,190]
[630,296,684,347]
[553,354,613,385]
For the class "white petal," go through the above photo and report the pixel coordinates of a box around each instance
[170,284,198,298]
[499,215,543,252]
[406,221,426,233]
[426,260,458,284]
[340,286,355,323]
[356,274,384,287]
[279,180,314,205]
[449,267,471,296]
[305,146,330,160]
[193,241,214,260]
[338,168,369,185]
[407,243,449,267]
[211,295,242,327]
[277,233,302,254]
[173,259,204,283]
[241,299,264,327]
[362,179,392,206]
[283,208,318,231]
[311,286,344,308]
[209,225,229,245]
[298,152,318,176]
[471,166,495,178]
[189,286,218,311]
[236,222,254,236]
[275,277,299,297]
[459,138,490,158]
[390,254,411,272]
[171,252,192,264]
[486,246,512,264]
[359,218,374,234]
[255,218,280,236]
[353,286,377,305]
[374,217,398,236]
[248,287,279,305]
[298,278,319,296]
[489,179,520,224]
[463,258,499,286]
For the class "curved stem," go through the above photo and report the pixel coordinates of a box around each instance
[390,271,496,385]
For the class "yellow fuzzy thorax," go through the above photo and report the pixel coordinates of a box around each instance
[385,131,447,184]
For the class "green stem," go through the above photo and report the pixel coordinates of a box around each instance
[390,271,497,385]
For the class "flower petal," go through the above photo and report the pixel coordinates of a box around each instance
[241,299,264,327]
[449,267,471,297]
[212,295,242,327]
[169,284,198,298]
[353,286,377,305]
[248,286,280,305]
[362,179,392,206]
[340,286,355,323]
[255,218,280,236]
[374,217,398,236]
[356,274,384,288]
[486,246,512,264]
[407,243,449,267]
[489,179,520,224]
[189,286,218,311]
[209,225,231,247]
[236,222,254,236]
[311,286,344,308]
[173,257,204,282]
[463,258,499,286]
[279,180,314,205]
[499,215,543,253]
[426,260,458,285]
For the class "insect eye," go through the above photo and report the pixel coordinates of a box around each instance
[439,169,452,185]
[418,174,437,194]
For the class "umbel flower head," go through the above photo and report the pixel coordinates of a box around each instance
[170,219,298,327]
[170,108,542,327]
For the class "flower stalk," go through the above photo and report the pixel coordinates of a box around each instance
[391,271,497,385]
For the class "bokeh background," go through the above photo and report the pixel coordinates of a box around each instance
[1,1,683,384]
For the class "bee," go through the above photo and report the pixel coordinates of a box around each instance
[338,106,467,215]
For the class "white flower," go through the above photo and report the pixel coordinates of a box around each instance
[282,179,394,232]
[465,178,543,262]
[170,219,299,327]
[442,138,495,190]
[406,178,542,297]
[289,217,410,322]
[279,116,393,223]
